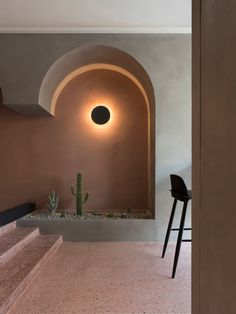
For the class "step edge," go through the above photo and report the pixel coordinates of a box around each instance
[0,222,16,237]
[0,228,40,267]
[1,235,62,314]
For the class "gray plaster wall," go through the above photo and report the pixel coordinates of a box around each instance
[0,34,191,240]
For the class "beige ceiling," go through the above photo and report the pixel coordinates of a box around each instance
[0,0,191,33]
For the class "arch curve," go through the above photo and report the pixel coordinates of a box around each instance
[39,45,156,216]
[39,45,155,116]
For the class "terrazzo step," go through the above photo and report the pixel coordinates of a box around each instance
[0,227,39,266]
[0,221,16,237]
[0,234,62,314]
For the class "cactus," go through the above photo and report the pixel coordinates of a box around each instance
[47,190,59,215]
[70,172,89,216]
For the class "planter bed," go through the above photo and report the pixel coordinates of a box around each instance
[21,210,152,221]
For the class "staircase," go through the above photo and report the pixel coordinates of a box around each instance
[0,221,62,314]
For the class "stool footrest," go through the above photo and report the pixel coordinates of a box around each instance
[182,239,192,242]
[171,228,192,231]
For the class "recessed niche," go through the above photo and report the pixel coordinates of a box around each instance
[37,45,155,218]
[91,106,110,124]
[57,69,150,218]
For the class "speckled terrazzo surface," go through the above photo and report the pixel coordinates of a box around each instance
[0,235,62,313]
[0,227,38,257]
[9,242,191,314]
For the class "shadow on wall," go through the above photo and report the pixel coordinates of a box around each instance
[156,166,192,240]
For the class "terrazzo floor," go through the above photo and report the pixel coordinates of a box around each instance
[9,242,191,314]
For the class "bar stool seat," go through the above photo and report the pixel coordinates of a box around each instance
[161,174,192,278]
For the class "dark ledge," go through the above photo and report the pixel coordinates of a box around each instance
[0,203,36,226]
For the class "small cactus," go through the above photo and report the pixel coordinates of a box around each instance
[47,190,59,215]
[70,172,89,216]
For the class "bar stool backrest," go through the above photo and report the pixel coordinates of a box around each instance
[170,174,189,202]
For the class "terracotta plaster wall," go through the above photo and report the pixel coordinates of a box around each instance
[0,70,148,212]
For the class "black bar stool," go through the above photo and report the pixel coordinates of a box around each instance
[161,174,192,278]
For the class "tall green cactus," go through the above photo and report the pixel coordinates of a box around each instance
[70,172,89,216]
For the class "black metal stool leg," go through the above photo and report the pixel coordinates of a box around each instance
[162,198,177,258]
[172,201,188,278]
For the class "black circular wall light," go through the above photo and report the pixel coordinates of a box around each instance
[91,106,110,125]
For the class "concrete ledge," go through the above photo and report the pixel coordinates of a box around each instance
[17,219,159,242]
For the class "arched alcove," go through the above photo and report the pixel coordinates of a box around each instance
[39,45,156,217]
[39,45,155,116]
